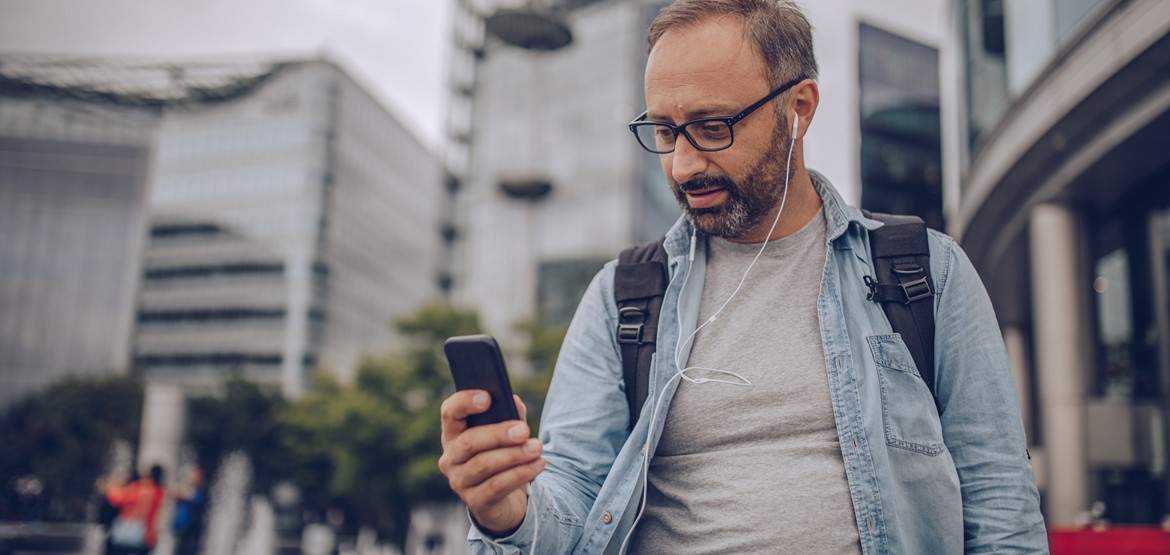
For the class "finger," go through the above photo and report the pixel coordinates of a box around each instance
[452,438,543,491]
[514,395,527,422]
[462,457,546,513]
[445,420,532,466]
[440,390,491,445]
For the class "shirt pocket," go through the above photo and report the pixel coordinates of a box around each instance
[866,333,945,456]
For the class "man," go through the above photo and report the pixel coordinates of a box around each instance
[439,1,1048,553]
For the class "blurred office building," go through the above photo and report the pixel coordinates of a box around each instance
[0,56,441,408]
[446,0,948,348]
[951,0,1170,526]
[0,59,159,407]
[135,59,440,398]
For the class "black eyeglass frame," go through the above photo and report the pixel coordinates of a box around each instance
[628,75,807,154]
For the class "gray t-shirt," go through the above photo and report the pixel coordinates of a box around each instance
[629,207,861,554]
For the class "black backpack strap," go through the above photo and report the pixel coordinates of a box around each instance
[863,212,937,404]
[615,237,669,430]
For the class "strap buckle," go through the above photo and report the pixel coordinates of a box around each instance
[617,307,647,344]
[900,276,933,304]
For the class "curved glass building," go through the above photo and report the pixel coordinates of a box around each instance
[952,0,1170,527]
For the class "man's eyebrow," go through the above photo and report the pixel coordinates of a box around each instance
[646,105,739,123]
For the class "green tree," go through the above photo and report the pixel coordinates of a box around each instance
[0,375,143,521]
[511,318,568,433]
[276,301,567,547]
[279,302,482,544]
[184,378,288,493]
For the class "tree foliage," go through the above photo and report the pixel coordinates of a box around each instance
[278,301,483,543]
[277,302,565,544]
[184,378,288,493]
[0,301,568,550]
[0,375,143,521]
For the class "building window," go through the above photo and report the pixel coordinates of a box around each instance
[138,307,286,324]
[1088,176,1170,524]
[135,352,283,367]
[143,262,284,281]
[858,22,944,231]
[150,222,231,240]
[1093,247,1134,398]
[537,258,608,326]
[960,0,1009,150]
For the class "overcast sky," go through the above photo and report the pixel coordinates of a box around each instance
[0,0,453,149]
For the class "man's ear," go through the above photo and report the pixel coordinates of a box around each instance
[790,79,819,139]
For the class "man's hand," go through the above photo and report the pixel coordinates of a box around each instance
[438,390,545,535]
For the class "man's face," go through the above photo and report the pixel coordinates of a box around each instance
[644,17,791,240]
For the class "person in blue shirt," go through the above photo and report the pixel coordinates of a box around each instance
[438,0,1048,553]
[171,464,208,555]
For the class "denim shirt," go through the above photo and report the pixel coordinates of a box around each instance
[469,172,1047,554]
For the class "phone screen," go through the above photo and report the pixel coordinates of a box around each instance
[444,334,521,427]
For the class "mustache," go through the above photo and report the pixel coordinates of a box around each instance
[678,175,736,193]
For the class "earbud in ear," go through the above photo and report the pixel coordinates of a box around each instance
[792,112,800,137]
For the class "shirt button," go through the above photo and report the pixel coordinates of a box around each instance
[602,512,613,524]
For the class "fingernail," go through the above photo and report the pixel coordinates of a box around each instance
[530,459,544,471]
[473,392,489,408]
[524,438,541,455]
[508,424,526,441]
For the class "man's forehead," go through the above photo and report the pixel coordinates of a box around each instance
[646,17,762,78]
[644,17,769,116]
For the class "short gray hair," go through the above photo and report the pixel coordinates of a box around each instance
[647,0,818,88]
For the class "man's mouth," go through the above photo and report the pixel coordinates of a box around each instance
[684,187,727,209]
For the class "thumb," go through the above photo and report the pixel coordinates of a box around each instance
[514,395,528,422]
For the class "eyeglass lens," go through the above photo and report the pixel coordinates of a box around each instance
[634,120,733,153]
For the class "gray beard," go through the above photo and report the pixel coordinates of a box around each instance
[677,131,789,240]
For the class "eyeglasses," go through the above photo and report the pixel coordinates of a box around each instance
[628,76,806,154]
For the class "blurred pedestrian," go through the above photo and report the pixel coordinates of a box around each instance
[95,471,130,554]
[104,464,165,555]
[170,464,208,555]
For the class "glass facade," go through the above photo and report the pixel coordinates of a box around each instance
[1089,175,1170,523]
[134,216,291,389]
[137,61,441,394]
[537,258,608,326]
[0,102,155,406]
[960,0,1106,153]
[955,0,1170,524]
[857,23,944,231]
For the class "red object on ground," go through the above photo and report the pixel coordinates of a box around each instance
[1049,527,1170,555]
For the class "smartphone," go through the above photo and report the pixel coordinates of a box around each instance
[444,334,521,427]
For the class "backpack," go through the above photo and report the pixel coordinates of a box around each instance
[615,212,936,429]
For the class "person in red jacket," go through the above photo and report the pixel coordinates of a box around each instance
[104,464,165,555]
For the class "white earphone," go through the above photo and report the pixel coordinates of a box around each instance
[618,108,803,553]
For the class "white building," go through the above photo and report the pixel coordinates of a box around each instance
[137,59,442,397]
[0,58,159,407]
[0,56,443,408]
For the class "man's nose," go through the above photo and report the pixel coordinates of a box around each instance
[669,134,710,184]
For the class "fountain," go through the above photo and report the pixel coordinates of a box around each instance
[201,451,252,555]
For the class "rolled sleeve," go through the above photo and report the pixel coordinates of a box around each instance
[931,234,1049,553]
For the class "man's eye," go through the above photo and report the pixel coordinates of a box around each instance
[696,122,730,139]
[654,127,675,140]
